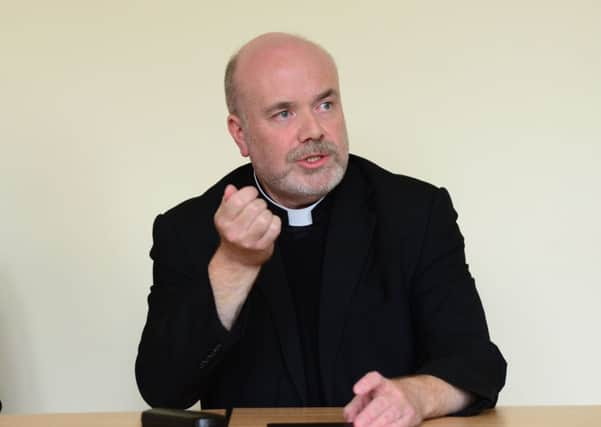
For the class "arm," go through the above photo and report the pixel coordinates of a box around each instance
[344,187,505,426]
[208,184,281,329]
[135,211,226,408]
[409,188,506,413]
[135,184,280,408]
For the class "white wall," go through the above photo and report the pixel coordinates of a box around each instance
[1,0,600,414]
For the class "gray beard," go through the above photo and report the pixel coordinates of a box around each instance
[269,159,346,198]
[249,138,349,203]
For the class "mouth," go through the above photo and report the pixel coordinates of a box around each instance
[304,154,325,162]
[296,153,330,169]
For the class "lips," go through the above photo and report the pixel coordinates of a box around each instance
[303,154,326,163]
[296,153,330,169]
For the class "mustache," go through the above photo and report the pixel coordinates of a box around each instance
[287,140,338,162]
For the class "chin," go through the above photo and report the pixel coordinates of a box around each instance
[297,171,344,197]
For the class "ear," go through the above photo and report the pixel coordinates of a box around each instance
[227,113,249,157]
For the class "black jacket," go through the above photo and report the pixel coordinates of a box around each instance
[135,154,506,412]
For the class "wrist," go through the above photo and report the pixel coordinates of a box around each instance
[208,248,261,330]
[394,376,430,419]
[394,375,473,419]
[210,245,261,278]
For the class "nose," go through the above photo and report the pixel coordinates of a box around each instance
[298,110,324,143]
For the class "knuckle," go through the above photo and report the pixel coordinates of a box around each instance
[255,218,270,233]
[228,197,244,212]
[255,218,269,231]
[214,215,224,229]
[257,209,272,224]
[240,240,255,251]
[253,241,266,251]
[271,216,282,232]
[368,371,382,382]
[252,198,268,213]
[213,209,225,224]
[223,229,240,243]
[244,186,259,198]
[392,384,405,400]
[255,198,267,210]
[265,244,275,257]
[246,200,262,216]
[237,187,257,204]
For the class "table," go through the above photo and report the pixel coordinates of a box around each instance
[228,406,601,427]
[1,406,600,427]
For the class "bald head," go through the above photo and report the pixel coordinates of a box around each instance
[224,33,338,115]
[223,32,349,208]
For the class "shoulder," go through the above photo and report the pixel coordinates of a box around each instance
[159,162,254,227]
[347,154,443,211]
[149,163,254,264]
[345,155,460,253]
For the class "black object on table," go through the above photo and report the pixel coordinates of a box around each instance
[141,408,226,427]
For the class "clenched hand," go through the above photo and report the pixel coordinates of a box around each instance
[209,184,281,329]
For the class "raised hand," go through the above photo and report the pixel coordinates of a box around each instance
[208,184,281,329]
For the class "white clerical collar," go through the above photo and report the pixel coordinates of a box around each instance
[253,172,324,227]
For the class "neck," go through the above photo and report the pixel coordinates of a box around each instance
[253,173,324,227]
[254,177,319,209]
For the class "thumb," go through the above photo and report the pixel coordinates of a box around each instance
[223,184,237,201]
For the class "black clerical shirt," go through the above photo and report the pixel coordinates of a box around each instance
[268,196,332,406]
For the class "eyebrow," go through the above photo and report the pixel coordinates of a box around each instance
[263,88,339,116]
[314,88,338,103]
[264,101,294,116]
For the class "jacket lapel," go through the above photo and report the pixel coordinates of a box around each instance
[256,244,307,405]
[231,163,307,404]
[319,165,376,403]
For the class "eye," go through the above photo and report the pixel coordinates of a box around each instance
[275,110,291,119]
[319,101,333,111]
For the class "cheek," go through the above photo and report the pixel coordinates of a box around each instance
[254,127,295,152]
[324,114,347,139]
[248,134,287,164]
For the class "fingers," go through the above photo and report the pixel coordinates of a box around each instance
[345,372,384,422]
[256,215,282,248]
[223,184,237,202]
[214,184,281,266]
[218,187,277,240]
[352,394,410,427]
[354,371,384,395]
[353,395,394,427]
[343,393,370,422]
[346,372,421,427]
[216,186,260,222]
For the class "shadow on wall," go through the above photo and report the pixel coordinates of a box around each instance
[0,270,40,414]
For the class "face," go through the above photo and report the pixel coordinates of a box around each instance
[228,40,349,208]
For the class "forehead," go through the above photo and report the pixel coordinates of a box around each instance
[236,42,340,105]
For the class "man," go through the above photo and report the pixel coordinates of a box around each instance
[136,33,506,427]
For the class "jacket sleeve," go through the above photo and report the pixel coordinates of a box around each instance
[135,213,247,408]
[411,188,507,415]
